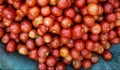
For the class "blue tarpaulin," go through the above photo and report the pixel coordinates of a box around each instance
[0,42,120,70]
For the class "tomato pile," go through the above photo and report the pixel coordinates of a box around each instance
[0,0,120,70]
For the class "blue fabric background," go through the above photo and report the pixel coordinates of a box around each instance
[0,42,120,70]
